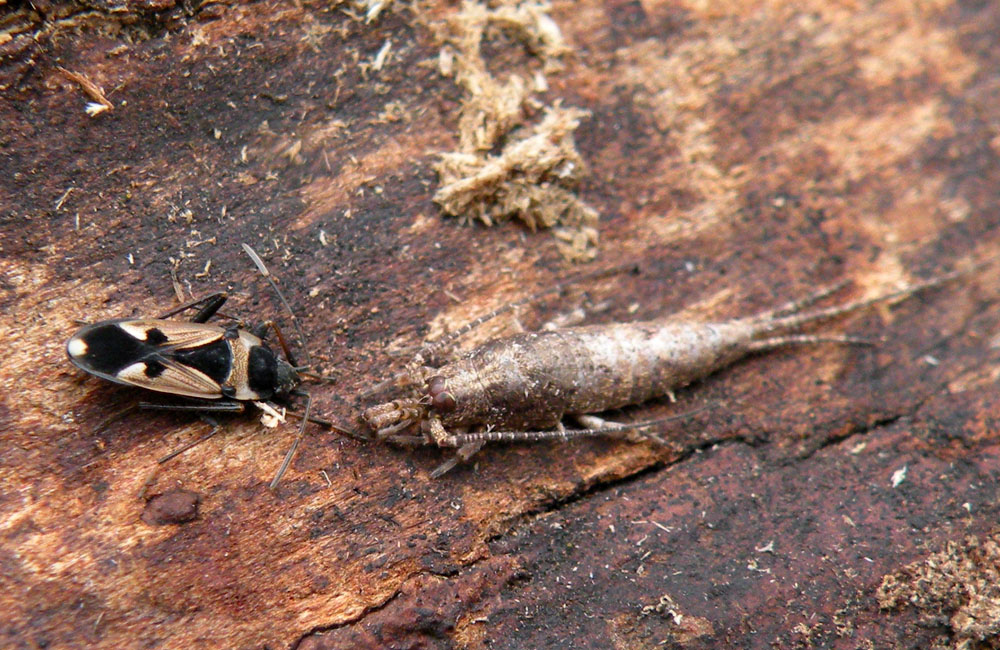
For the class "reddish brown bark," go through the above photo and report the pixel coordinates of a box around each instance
[3,1,1000,648]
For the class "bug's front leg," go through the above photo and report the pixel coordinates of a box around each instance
[156,292,229,322]
[425,417,485,478]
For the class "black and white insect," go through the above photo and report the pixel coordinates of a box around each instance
[67,244,340,488]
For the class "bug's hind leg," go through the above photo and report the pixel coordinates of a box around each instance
[136,402,244,466]
[156,292,229,322]
[155,415,230,464]
[139,415,227,499]
[430,442,486,478]
[138,400,247,415]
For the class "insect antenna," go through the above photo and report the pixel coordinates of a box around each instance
[284,405,365,439]
[439,403,715,446]
[268,393,366,488]
[263,319,300,369]
[270,390,312,489]
[242,243,313,368]
[156,291,229,322]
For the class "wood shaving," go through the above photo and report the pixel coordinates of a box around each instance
[254,401,287,429]
[431,0,597,261]
[435,105,598,260]
[58,67,113,116]
[360,0,395,23]
[878,533,1000,648]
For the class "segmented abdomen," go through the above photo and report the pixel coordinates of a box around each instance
[442,319,750,429]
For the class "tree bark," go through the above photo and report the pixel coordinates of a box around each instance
[2,1,1000,648]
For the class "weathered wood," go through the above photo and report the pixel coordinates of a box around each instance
[2,1,1000,648]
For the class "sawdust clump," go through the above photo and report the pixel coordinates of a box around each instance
[878,533,1000,649]
[431,0,598,261]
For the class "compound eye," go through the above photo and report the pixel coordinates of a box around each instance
[427,375,457,413]
[431,391,456,413]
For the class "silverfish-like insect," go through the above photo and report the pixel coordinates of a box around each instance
[362,261,979,477]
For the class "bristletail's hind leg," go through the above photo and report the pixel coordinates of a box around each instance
[429,442,486,478]
[434,406,713,450]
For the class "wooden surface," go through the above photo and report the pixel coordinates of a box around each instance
[3,1,1000,648]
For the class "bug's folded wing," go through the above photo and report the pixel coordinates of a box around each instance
[122,320,226,349]
[116,356,224,399]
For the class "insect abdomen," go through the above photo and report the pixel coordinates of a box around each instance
[67,319,229,399]
[448,320,748,428]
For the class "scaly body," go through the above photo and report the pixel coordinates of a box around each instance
[363,264,975,476]
[423,320,748,431]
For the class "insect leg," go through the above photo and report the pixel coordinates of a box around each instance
[438,406,713,447]
[157,417,226,464]
[430,442,486,478]
[92,403,141,434]
[140,401,246,463]
[358,365,434,400]
[156,292,229,322]
[575,414,663,443]
[138,416,226,499]
[138,401,247,414]
[419,418,486,477]
[363,398,427,437]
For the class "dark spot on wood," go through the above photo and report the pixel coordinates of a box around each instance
[142,489,201,525]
